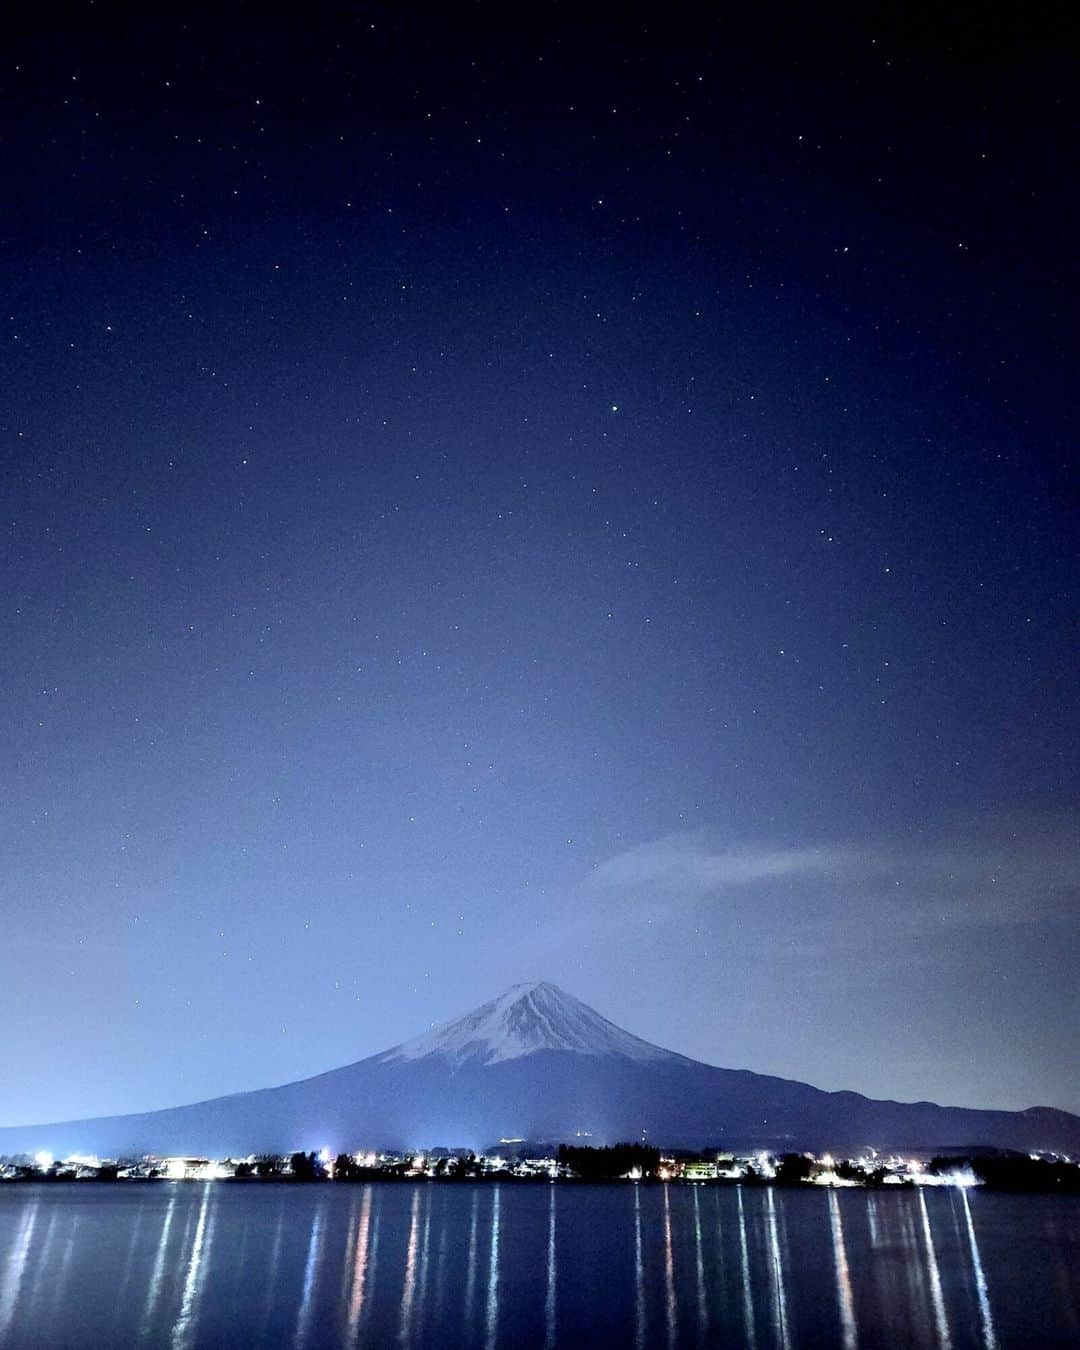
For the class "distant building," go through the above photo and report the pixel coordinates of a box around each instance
[683,1161,718,1181]
[161,1157,231,1180]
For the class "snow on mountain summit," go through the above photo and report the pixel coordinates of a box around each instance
[376,981,679,1067]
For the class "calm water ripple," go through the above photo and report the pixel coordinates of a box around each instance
[0,1182,1078,1348]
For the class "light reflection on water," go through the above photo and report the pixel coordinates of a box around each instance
[260,1197,287,1342]
[464,1187,480,1327]
[397,1188,422,1346]
[0,1194,38,1340]
[346,1186,374,1338]
[170,1182,214,1349]
[764,1186,791,1350]
[828,1187,858,1350]
[24,1207,57,1333]
[46,1212,79,1327]
[141,1188,177,1337]
[633,1183,646,1350]
[0,1182,1076,1348]
[293,1195,325,1348]
[917,1186,952,1350]
[737,1185,758,1350]
[543,1185,556,1350]
[866,1191,880,1248]
[662,1182,677,1349]
[433,1195,449,1328]
[960,1186,996,1350]
[691,1183,707,1341]
[484,1186,500,1350]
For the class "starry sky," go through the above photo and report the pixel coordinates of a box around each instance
[2,6,1077,1126]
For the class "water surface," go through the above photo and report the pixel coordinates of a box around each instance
[1,1182,1077,1347]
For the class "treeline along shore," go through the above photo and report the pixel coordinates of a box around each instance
[3,1142,1080,1193]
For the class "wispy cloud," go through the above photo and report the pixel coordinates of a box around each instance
[591,836,860,891]
[588,817,1080,933]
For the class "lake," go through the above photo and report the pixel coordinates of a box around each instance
[1,1181,1077,1347]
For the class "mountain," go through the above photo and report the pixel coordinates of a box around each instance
[2,982,1078,1159]
[376,981,676,1067]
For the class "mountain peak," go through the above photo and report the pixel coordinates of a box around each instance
[376,982,678,1068]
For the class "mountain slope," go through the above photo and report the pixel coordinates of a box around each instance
[2,982,1077,1158]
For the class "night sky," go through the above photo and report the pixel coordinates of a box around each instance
[2,6,1077,1127]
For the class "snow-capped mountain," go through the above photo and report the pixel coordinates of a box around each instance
[377,981,678,1067]
[3,982,1079,1159]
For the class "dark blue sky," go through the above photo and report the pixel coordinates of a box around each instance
[2,5,1077,1125]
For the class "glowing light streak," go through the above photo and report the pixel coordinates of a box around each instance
[397,1188,421,1346]
[765,1187,791,1350]
[294,1201,325,1347]
[339,1192,359,1305]
[960,1189,997,1350]
[710,1186,728,1300]
[0,1195,39,1340]
[866,1195,880,1248]
[484,1186,501,1350]
[662,1180,678,1349]
[367,1203,383,1321]
[142,1191,178,1337]
[47,1211,80,1325]
[260,1202,287,1342]
[737,1187,757,1350]
[692,1184,708,1339]
[544,1184,557,1350]
[416,1187,433,1334]
[346,1188,374,1338]
[918,1190,952,1350]
[26,1210,58,1326]
[171,1184,214,1349]
[829,1189,858,1350]
[465,1189,480,1325]
[634,1184,646,1350]
[434,1212,449,1323]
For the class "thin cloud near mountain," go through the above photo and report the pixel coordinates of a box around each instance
[589,817,1079,931]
